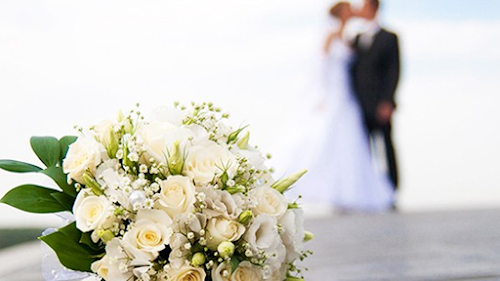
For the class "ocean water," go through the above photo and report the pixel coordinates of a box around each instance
[0,0,499,227]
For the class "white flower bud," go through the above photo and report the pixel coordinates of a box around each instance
[217,241,235,259]
[191,252,206,267]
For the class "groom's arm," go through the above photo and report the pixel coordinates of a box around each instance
[381,33,400,105]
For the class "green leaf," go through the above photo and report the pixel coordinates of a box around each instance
[50,192,74,212]
[0,184,66,213]
[30,136,61,168]
[227,125,249,144]
[57,222,82,241]
[59,222,103,256]
[0,159,42,173]
[59,136,77,165]
[41,166,76,197]
[39,223,97,272]
[80,231,104,253]
[230,256,240,273]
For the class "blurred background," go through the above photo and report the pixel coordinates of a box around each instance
[0,0,499,231]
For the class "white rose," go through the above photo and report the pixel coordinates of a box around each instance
[168,264,206,281]
[212,261,232,281]
[137,120,177,165]
[231,261,263,281]
[73,190,115,232]
[156,175,196,218]
[138,121,196,166]
[123,209,173,260]
[206,217,245,250]
[249,186,287,218]
[63,136,108,184]
[184,142,237,185]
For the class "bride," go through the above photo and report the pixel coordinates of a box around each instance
[284,1,394,212]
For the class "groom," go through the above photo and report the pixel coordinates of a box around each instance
[350,0,401,190]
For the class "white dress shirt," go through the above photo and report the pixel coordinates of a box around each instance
[359,20,381,50]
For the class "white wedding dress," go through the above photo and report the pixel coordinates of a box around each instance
[281,38,394,212]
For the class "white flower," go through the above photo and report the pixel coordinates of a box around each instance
[138,121,196,166]
[132,266,153,281]
[167,264,206,281]
[212,122,232,143]
[249,186,287,218]
[212,261,231,281]
[184,142,237,185]
[63,136,108,184]
[151,105,184,126]
[91,238,149,281]
[231,261,263,281]
[91,256,111,280]
[244,214,287,278]
[95,159,120,186]
[266,265,287,281]
[156,175,196,219]
[93,119,118,155]
[168,233,191,269]
[199,187,241,220]
[73,190,115,232]
[279,208,305,263]
[244,214,279,252]
[205,217,245,250]
[175,213,208,238]
[81,276,102,281]
[136,120,177,165]
[237,147,266,171]
[95,160,129,206]
[123,209,173,260]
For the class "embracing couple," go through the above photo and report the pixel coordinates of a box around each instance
[318,0,401,211]
[282,0,400,211]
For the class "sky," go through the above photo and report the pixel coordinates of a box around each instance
[0,0,499,226]
[384,0,500,21]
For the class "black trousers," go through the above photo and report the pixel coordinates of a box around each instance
[364,117,399,190]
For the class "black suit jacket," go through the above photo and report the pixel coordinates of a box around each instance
[350,29,400,120]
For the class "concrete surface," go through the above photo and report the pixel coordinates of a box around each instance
[1,209,500,281]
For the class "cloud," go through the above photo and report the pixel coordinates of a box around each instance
[393,19,500,62]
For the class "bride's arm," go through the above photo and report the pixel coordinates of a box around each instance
[323,31,340,55]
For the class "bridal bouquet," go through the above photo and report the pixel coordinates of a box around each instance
[0,103,312,281]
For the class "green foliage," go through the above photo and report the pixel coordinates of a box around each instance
[80,231,104,252]
[59,136,77,166]
[0,159,42,173]
[41,166,77,196]
[0,135,78,199]
[227,125,249,144]
[30,136,61,168]
[39,223,102,272]
[0,134,102,273]
[230,256,240,273]
[50,192,75,212]
[0,185,70,213]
